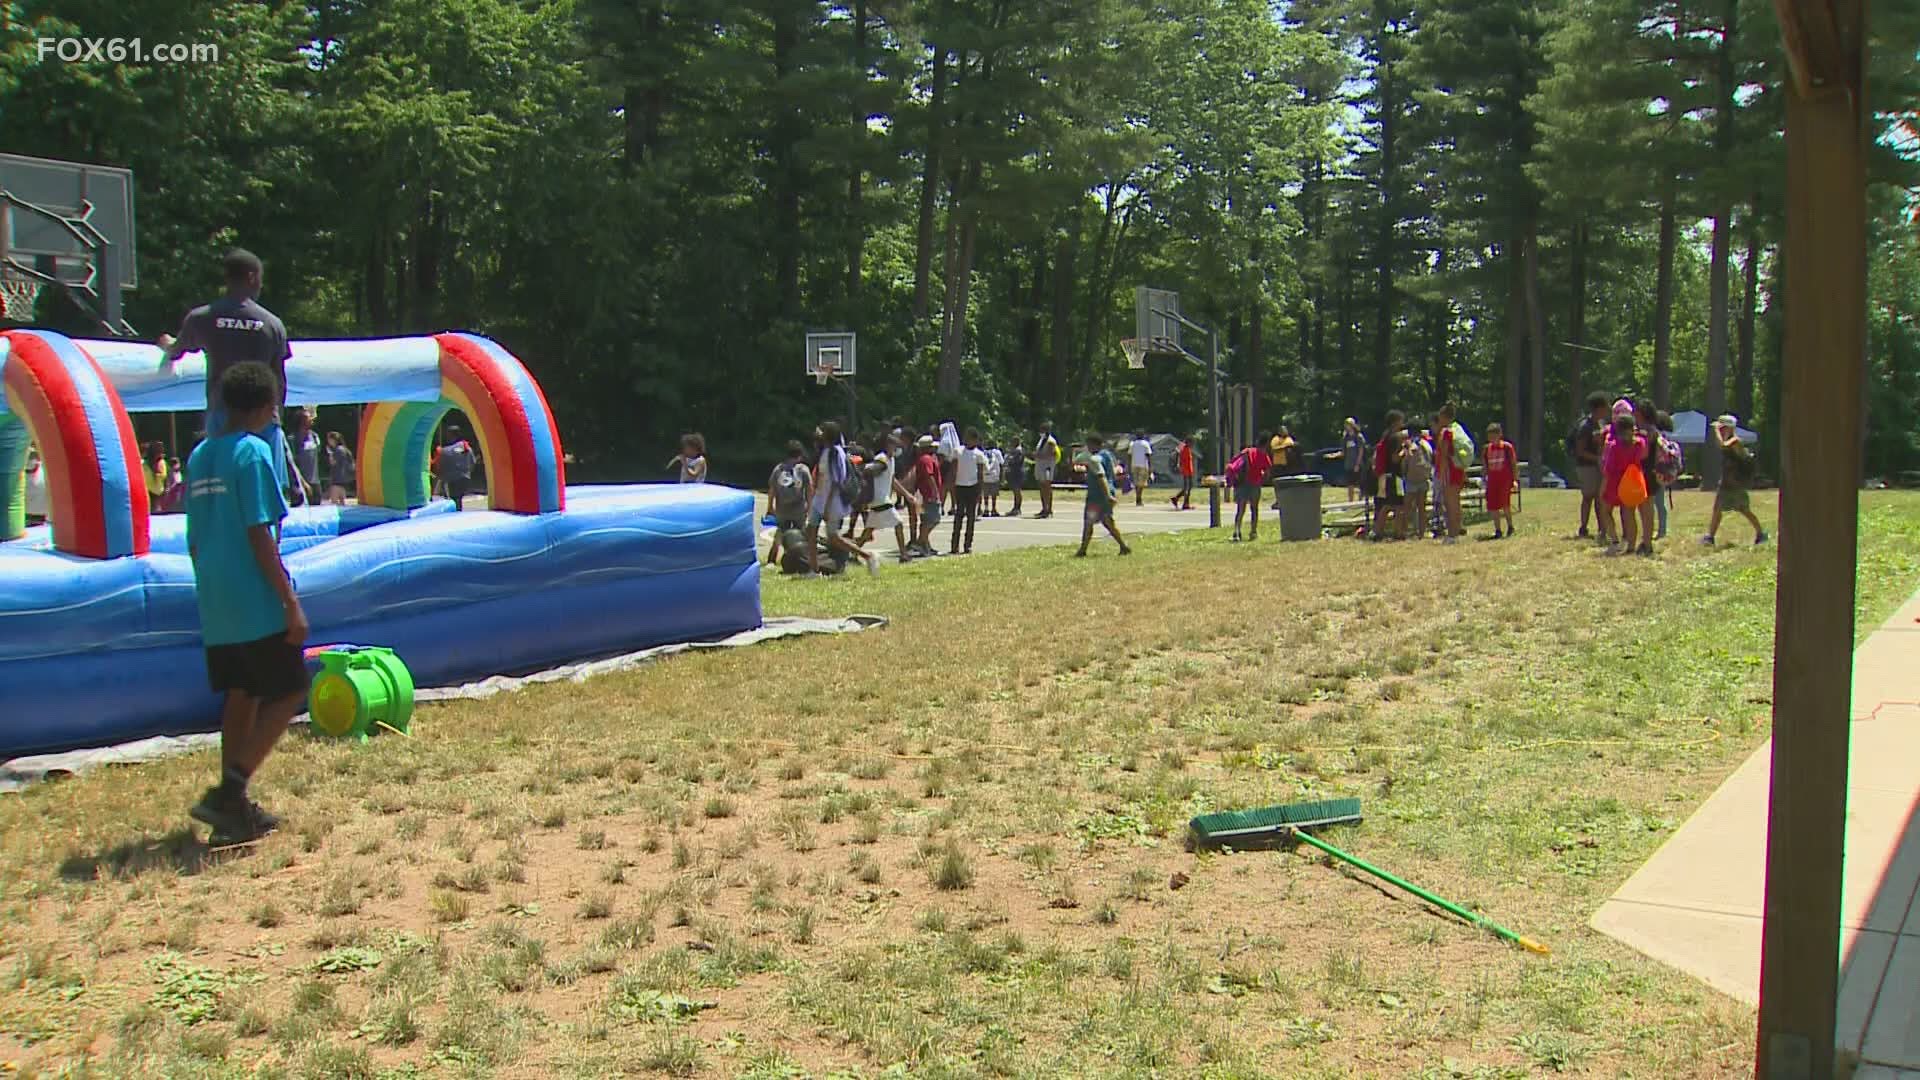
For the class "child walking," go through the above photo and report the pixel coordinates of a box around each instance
[1229,436,1273,542]
[1482,423,1518,538]
[1701,414,1767,546]
[185,362,309,842]
[1075,434,1132,557]
[1169,435,1195,510]
[1599,402,1647,556]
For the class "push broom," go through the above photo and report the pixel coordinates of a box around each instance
[1189,797,1550,956]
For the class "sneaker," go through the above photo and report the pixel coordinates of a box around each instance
[1754,531,1769,545]
[1576,528,1591,539]
[1073,548,1088,558]
[246,798,283,835]
[1491,529,1503,540]
[189,788,258,843]
[1604,543,1623,557]
[1231,533,1242,543]
[1118,546,1133,556]
[1442,536,1457,546]
[1698,535,1716,547]
[1637,544,1654,557]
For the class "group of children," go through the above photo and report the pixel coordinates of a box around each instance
[1568,393,1765,555]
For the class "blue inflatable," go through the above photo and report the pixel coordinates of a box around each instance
[0,329,763,759]
[0,484,761,757]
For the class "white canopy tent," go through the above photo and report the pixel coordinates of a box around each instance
[1669,410,1758,446]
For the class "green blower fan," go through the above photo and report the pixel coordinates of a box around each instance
[308,645,415,740]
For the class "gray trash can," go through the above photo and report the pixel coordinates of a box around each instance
[1273,474,1323,541]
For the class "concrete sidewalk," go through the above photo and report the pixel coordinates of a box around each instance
[1592,589,1920,1076]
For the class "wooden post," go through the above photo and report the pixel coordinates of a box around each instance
[1755,2,1868,1078]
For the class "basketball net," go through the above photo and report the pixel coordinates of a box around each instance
[0,267,41,323]
[1120,338,1148,370]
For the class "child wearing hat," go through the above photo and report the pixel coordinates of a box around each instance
[1600,399,1647,556]
[1701,414,1767,546]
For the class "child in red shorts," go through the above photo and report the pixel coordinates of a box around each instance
[1482,422,1517,538]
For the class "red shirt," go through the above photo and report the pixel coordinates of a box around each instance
[1484,439,1516,479]
[1374,435,1395,477]
[913,451,944,502]
[1178,443,1194,477]
[1437,425,1466,485]
[1237,447,1272,485]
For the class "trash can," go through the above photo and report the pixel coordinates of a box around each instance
[1273,474,1323,541]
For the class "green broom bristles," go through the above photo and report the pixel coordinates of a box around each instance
[1188,797,1363,845]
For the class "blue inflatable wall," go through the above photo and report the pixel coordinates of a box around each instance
[0,484,761,758]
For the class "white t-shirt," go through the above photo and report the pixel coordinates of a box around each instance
[954,447,985,487]
[1130,438,1153,471]
[985,449,1003,483]
[867,452,895,509]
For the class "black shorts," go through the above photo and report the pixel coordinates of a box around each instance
[206,632,308,700]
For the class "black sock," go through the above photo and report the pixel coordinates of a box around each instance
[219,765,250,801]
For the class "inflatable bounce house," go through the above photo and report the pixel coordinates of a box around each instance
[0,329,761,758]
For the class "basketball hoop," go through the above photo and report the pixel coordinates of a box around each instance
[0,267,42,323]
[814,368,832,387]
[1121,337,1148,370]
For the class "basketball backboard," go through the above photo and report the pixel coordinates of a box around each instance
[804,332,856,383]
[0,153,137,290]
[1134,286,1182,354]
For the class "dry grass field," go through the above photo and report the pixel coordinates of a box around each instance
[3,490,1917,1079]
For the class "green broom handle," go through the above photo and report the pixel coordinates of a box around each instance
[1292,830,1550,956]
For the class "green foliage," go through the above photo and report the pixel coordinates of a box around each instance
[1,0,1915,476]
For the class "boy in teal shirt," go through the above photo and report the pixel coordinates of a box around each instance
[1075,433,1132,558]
[186,362,309,842]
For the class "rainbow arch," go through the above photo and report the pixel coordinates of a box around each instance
[357,333,565,514]
[0,329,147,559]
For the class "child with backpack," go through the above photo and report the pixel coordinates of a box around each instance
[766,440,813,567]
[1701,414,1767,546]
[1652,410,1681,540]
[1600,401,1649,557]
[1482,422,1518,539]
[1228,435,1273,542]
[1630,401,1664,551]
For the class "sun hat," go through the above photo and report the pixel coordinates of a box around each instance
[1715,414,1739,429]
[916,434,936,448]
[1612,397,1635,418]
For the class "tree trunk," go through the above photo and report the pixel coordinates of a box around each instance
[1374,47,1396,415]
[412,193,442,332]
[1249,234,1264,430]
[1568,218,1589,420]
[1505,237,1524,436]
[623,3,664,165]
[1337,251,1355,412]
[1702,0,1736,488]
[1433,248,1450,405]
[1524,221,1548,485]
[1653,190,1677,410]
[938,158,984,395]
[846,0,868,303]
[912,42,949,321]
[771,6,801,319]
[1736,206,1760,421]
[1049,220,1076,414]
[1019,245,1045,407]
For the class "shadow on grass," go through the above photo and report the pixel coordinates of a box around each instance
[57,826,255,881]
